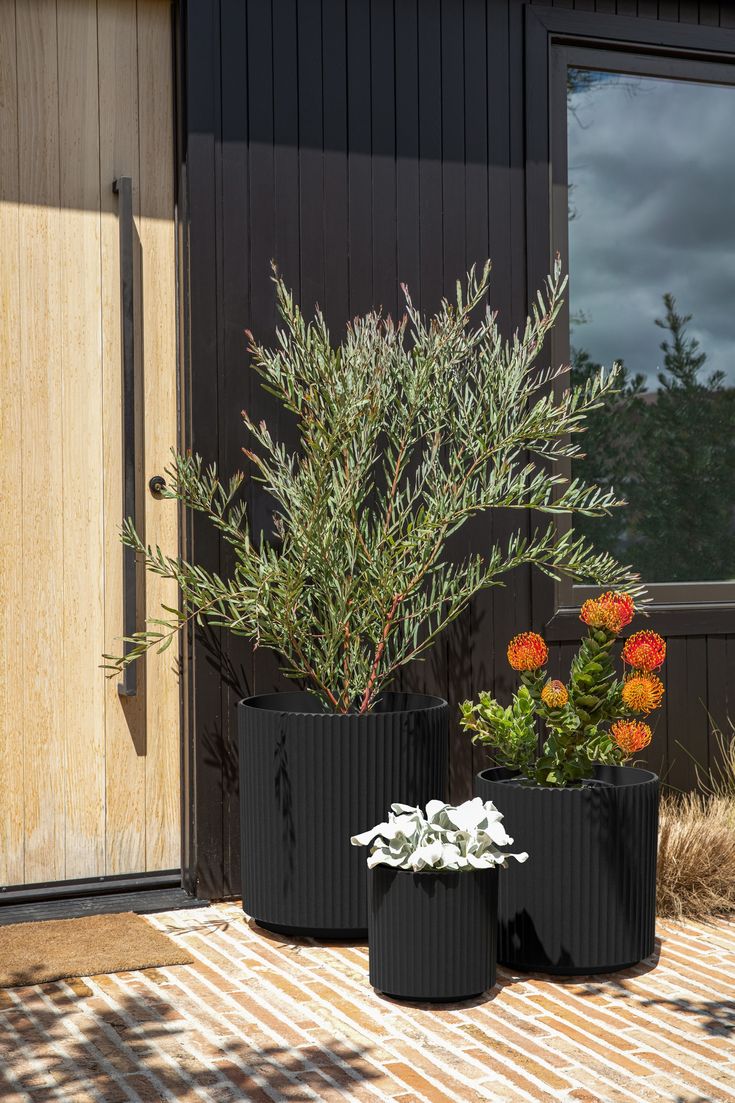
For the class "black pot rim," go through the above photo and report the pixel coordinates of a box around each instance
[477,764,659,790]
[369,865,497,878]
[238,690,449,718]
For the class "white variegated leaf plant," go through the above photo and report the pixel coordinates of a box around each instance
[351,797,529,872]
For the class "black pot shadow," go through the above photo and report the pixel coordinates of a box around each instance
[373,982,502,1010]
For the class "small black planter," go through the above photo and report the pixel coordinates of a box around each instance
[367,865,498,1001]
[476,765,659,975]
[238,692,448,937]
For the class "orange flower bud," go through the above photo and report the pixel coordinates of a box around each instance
[541,679,569,709]
[507,632,548,672]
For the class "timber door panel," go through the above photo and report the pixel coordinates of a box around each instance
[0,0,179,885]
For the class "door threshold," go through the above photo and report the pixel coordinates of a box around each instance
[0,871,208,925]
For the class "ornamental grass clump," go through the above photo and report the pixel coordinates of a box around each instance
[657,719,735,919]
[105,261,640,713]
[657,791,735,919]
[461,592,666,786]
[351,798,528,871]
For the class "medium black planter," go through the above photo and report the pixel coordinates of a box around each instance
[367,865,498,1001]
[238,691,448,937]
[475,765,659,975]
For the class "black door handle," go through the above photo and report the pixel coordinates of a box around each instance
[113,176,137,698]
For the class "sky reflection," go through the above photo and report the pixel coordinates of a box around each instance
[568,68,735,388]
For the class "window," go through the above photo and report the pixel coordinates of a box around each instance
[551,48,735,605]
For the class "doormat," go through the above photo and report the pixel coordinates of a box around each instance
[0,911,193,988]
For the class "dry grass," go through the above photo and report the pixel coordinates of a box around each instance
[657,719,735,919]
[696,716,735,799]
[657,791,735,919]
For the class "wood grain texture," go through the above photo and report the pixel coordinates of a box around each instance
[16,0,65,883]
[57,0,105,880]
[0,0,25,885]
[2,0,178,886]
[137,0,180,873]
[99,0,147,875]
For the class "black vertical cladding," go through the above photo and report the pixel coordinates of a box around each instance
[182,0,735,897]
[394,0,421,303]
[322,0,350,329]
[370,0,398,319]
[346,0,374,318]
[297,0,326,312]
[441,0,474,803]
[416,1,443,314]
[184,0,226,898]
[220,0,252,895]
[247,0,287,708]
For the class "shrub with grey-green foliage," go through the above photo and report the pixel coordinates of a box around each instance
[351,798,529,872]
[105,260,640,713]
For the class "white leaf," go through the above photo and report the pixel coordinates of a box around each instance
[351,797,529,871]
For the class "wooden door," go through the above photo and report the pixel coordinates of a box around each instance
[0,0,180,885]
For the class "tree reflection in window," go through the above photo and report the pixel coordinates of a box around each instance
[567,67,735,584]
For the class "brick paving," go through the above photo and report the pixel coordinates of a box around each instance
[0,903,733,1102]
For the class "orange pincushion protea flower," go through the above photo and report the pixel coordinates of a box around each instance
[580,597,615,631]
[611,719,653,755]
[602,591,635,629]
[621,672,665,715]
[580,591,635,634]
[622,630,667,672]
[541,679,569,709]
[507,632,548,672]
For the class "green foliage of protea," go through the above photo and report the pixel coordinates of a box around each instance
[459,687,539,779]
[461,595,666,786]
[104,260,642,713]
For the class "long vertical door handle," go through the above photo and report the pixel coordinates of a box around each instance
[114,176,137,697]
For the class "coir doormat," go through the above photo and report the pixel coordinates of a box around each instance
[0,911,193,987]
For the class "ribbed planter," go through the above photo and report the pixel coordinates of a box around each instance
[367,865,497,1001]
[238,692,448,937]
[475,765,659,974]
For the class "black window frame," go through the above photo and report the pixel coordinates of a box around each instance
[525,5,735,641]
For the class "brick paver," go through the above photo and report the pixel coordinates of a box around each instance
[0,905,733,1102]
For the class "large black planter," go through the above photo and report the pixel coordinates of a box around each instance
[238,692,448,937]
[476,765,658,974]
[367,866,498,1001]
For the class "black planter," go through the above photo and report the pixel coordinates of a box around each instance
[475,765,659,975]
[238,691,448,937]
[367,865,498,1001]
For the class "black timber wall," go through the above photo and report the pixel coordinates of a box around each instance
[180,0,735,899]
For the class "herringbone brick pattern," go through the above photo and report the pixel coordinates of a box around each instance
[0,903,733,1102]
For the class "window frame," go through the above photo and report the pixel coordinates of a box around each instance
[524,5,735,639]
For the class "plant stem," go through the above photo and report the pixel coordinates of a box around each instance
[359,592,403,715]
